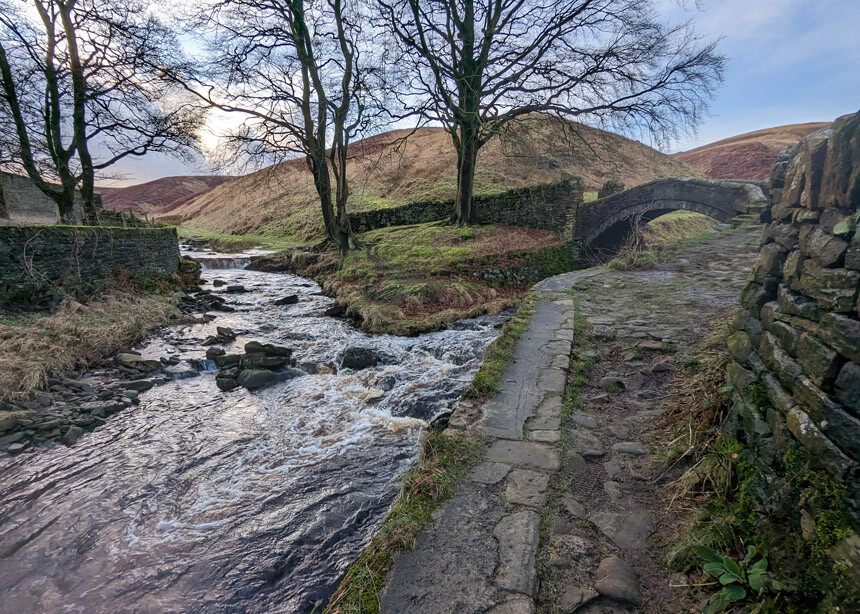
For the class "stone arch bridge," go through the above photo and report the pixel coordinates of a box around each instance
[566,177,768,261]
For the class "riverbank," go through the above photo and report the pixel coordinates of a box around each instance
[251,222,571,336]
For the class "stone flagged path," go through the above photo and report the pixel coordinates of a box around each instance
[379,225,762,613]
[536,226,761,614]
[380,273,585,614]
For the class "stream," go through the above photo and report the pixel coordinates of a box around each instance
[0,249,506,613]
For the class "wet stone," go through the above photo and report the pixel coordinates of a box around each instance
[488,596,534,614]
[589,512,654,550]
[571,413,598,429]
[528,430,561,443]
[505,469,550,507]
[486,440,561,471]
[598,376,625,390]
[538,369,568,393]
[559,585,598,613]
[469,461,511,485]
[594,556,643,606]
[570,429,605,458]
[493,511,541,595]
[562,495,586,518]
[529,416,560,431]
[612,442,648,456]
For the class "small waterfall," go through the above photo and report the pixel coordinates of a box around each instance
[194,255,253,270]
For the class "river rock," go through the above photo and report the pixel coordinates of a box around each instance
[119,379,155,392]
[61,425,85,446]
[275,295,299,306]
[216,374,239,392]
[212,279,226,287]
[224,285,247,293]
[216,326,236,340]
[244,341,293,357]
[115,353,162,373]
[324,303,348,317]
[214,353,242,368]
[237,369,286,390]
[206,347,226,359]
[342,347,380,370]
[241,353,289,369]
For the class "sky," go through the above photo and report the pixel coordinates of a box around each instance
[103,0,860,186]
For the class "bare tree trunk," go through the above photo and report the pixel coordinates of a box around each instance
[454,123,479,225]
[307,153,353,253]
[58,0,99,225]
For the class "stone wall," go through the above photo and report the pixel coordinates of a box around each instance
[726,112,859,587]
[0,226,180,305]
[349,179,584,233]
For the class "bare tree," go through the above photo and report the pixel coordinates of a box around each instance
[376,0,725,225]
[166,0,383,252]
[0,0,204,225]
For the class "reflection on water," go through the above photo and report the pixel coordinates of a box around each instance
[0,258,505,613]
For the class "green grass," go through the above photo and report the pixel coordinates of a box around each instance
[466,292,538,399]
[324,429,487,614]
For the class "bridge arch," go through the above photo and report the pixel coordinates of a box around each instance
[570,178,767,256]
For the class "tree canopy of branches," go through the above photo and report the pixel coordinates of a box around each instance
[377,0,725,225]
[0,0,204,224]
[172,0,384,252]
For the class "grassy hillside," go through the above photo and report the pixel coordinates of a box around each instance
[674,122,831,180]
[98,175,233,215]
[161,116,697,240]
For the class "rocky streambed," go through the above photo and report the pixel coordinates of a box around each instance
[0,253,507,613]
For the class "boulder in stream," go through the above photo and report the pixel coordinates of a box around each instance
[115,353,162,373]
[275,295,299,306]
[341,347,380,370]
[241,353,289,369]
[224,285,247,294]
[244,341,292,358]
[236,369,286,390]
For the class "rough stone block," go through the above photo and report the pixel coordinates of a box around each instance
[798,260,860,313]
[767,320,801,357]
[797,332,843,389]
[727,361,757,395]
[763,374,796,414]
[820,313,860,363]
[754,243,787,282]
[778,285,820,321]
[727,331,752,365]
[787,407,855,476]
[493,511,541,595]
[759,332,803,388]
[805,227,850,268]
[835,362,860,415]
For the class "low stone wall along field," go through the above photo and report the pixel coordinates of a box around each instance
[0,226,180,306]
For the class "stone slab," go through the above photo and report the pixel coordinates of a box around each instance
[505,469,550,507]
[479,299,568,440]
[469,461,511,485]
[380,485,505,613]
[493,511,541,595]
[486,440,561,471]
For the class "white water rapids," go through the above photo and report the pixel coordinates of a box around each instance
[0,252,506,613]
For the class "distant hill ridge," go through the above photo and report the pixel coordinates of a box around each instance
[674,122,831,181]
[97,175,233,216]
[156,117,698,239]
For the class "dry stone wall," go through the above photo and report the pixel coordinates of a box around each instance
[349,179,584,233]
[727,111,860,585]
[0,226,180,305]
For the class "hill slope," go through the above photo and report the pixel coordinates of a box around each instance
[674,122,831,181]
[161,117,697,239]
[98,175,232,215]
